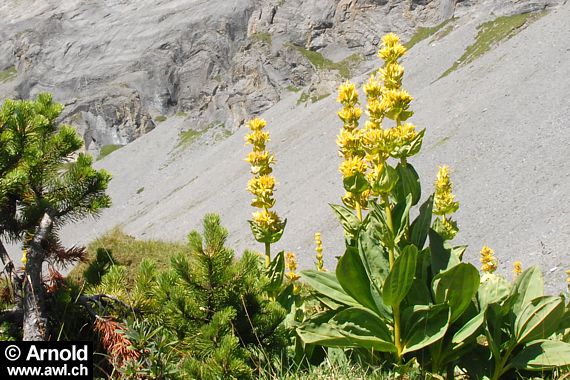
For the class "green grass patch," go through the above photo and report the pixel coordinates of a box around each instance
[176,111,187,118]
[431,21,456,43]
[136,187,144,194]
[251,32,272,46]
[177,128,204,148]
[405,18,456,50]
[297,91,331,105]
[439,11,547,79]
[286,84,301,93]
[0,66,17,83]
[68,228,186,287]
[97,144,122,160]
[291,44,363,79]
[154,115,167,123]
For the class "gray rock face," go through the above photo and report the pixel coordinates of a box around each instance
[0,0,493,153]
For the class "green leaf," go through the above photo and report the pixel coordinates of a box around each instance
[432,263,480,322]
[402,248,433,307]
[266,251,285,293]
[515,296,565,344]
[330,204,361,238]
[429,228,460,275]
[511,340,570,370]
[510,266,544,316]
[296,310,351,347]
[451,311,485,347]
[410,195,433,249]
[357,225,392,318]
[301,270,359,308]
[478,274,512,310]
[392,194,413,245]
[402,303,450,354]
[395,163,421,206]
[383,245,418,307]
[332,307,396,352]
[248,218,286,244]
[336,246,380,314]
[343,171,370,194]
[372,163,399,195]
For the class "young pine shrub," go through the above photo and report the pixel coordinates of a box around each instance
[291,33,570,379]
[87,214,289,379]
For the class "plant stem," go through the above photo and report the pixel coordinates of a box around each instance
[264,242,271,268]
[400,157,407,167]
[382,194,395,268]
[355,201,363,221]
[491,344,516,380]
[382,194,403,360]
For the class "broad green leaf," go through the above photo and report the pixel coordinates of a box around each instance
[372,162,399,194]
[410,195,433,249]
[510,266,544,316]
[301,270,359,308]
[403,248,433,307]
[343,171,370,194]
[478,274,511,310]
[451,245,467,261]
[395,163,421,206]
[451,311,485,347]
[332,307,396,352]
[357,225,392,318]
[383,245,418,307]
[511,340,570,370]
[392,194,413,244]
[337,246,379,314]
[296,310,351,346]
[267,250,285,293]
[402,303,450,354]
[429,228,460,275]
[330,204,360,238]
[515,296,565,344]
[432,263,480,322]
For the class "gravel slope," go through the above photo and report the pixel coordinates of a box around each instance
[50,3,570,293]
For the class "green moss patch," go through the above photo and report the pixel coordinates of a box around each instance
[97,144,122,160]
[439,11,547,79]
[67,228,186,287]
[0,66,17,83]
[405,18,456,50]
[292,45,364,79]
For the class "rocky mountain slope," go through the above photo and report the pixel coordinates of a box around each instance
[1,0,568,292]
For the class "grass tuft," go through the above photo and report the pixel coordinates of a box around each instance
[154,115,167,123]
[97,144,122,160]
[252,32,272,46]
[405,18,456,50]
[291,44,363,79]
[439,11,547,79]
[67,227,186,287]
[0,66,17,83]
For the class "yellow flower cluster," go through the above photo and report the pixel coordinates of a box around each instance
[314,232,325,272]
[21,248,28,266]
[480,246,498,274]
[333,32,425,216]
[285,251,301,282]
[377,33,407,63]
[433,165,460,239]
[245,118,284,243]
[434,166,459,215]
[513,261,522,277]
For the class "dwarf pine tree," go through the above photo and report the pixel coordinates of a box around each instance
[93,214,288,379]
[0,93,111,340]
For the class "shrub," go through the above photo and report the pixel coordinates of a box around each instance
[81,214,289,378]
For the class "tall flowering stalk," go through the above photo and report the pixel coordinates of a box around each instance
[433,165,460,240]
[245,118,286,267]
[314,232,325,272]
[480,245,498,274]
